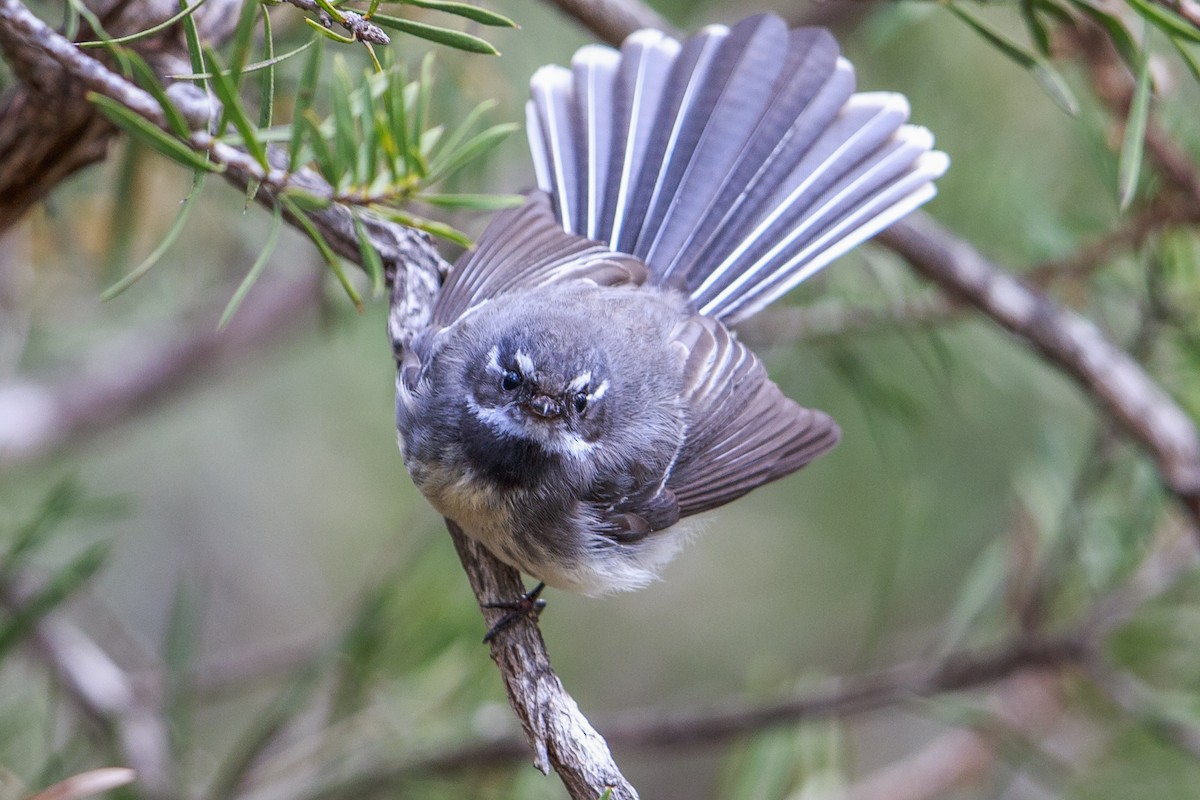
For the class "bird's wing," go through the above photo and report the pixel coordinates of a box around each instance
[431,193,648,327]
[665,315,840,516]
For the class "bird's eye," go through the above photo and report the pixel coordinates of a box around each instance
[501,369,522,391]
[573,391,589,414]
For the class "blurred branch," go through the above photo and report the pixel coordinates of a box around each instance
[537,0,677,42]
[736,292,960,347]
[446,520,638,800]
[879,214,1200,529]
[1,579,174,799]
[845,671,1065,800]
[0,273,322,468]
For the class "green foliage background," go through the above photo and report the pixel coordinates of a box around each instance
[3,0,1200,797]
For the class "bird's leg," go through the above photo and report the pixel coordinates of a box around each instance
[481,581,547,643]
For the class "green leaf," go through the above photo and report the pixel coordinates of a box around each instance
[229,0,261,82]
[88,93,220,173]
[3,480,84,573]
[1067,0,1142,70]
[103,171,206,299]
[1171,37,1200,83]
[331,58,360,186]
[259,9,275,128]
[387,0,517,27]
[178,0,207,89]
[171,38,316,81]
[428,96,495,168]
[220,204,283,329]
[279,195,364,311]
[1126,0,1200,45]
[424,122,517,184]
[352,212,387,297]
[1019,0,1053,56]
[418,192,523,210]
[205,48,270,170]
[289,35,324,172]
[946,1,1079,115]
[0,542,109,661]
[373,207,472,247]
[304,15,357,44]
[1119,34,1153,211]
[370,13,500,54]
[78,0,209,48]
[127,53,191,137]
[301,110,339,182]
[280,186,333,211]
[358,70,380,188]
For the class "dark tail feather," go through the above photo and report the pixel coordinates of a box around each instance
[526,13,948,323]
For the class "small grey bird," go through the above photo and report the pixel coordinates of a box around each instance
[396,15,948,595]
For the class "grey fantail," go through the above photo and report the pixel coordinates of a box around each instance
[395,15,948,594]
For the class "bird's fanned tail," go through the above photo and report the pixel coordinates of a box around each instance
[526,14,949,324]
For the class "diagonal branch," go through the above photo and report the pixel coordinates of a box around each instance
[879,215,1200,527]
[446,521,638,800]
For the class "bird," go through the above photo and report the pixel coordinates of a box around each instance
[395,13,948,596]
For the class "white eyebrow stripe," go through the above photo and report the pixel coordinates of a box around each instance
[591,379,609,400]
[515,350,535,375]
[568,371,593,391]
[485,346,503,375]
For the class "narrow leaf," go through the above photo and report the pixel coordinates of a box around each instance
[352,212,386,297]
[127,52,191,137]
[0,542,109,661]
[1067,0,1142,69]
[370,14,499,54]
[331,58,360,186]
[88,93,220,173]
[220,205,283,328]
[229,0,261,82]
[79,0,209,48]
[205,48,270,169]
[1171,37,1200,83]
[418,192,523,210]
[424,122,516,183]
[1126,0,1200,45]
[374,207,472,247]
[301,110,339,182]
[103,172,206,299]
[279,196,364,311]
[304,16,357,44]
[289,35,324,172]
[171,38,315,81]
[179,0,207,89]
[1019,0,1053,56]
[388,0,517,27]
[946,1,1079,114]
[3,480,83,572]
[1119,36,1153,211]
[427,97,495,169]
[259,8,275,128]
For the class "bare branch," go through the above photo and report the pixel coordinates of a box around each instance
[878,214,1200,527]
[446,520,639,800]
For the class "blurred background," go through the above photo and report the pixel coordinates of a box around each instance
[3,0,1200,797]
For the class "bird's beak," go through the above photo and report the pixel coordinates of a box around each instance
[524,394,563,419]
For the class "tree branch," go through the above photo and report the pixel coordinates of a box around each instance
[879,214,1200,527]
[446,520,638,800]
